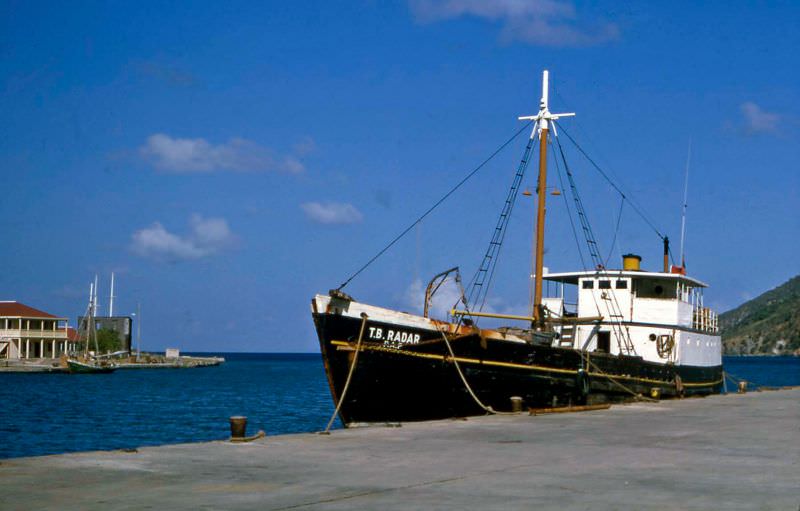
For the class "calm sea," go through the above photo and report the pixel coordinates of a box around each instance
[0,354,797,459]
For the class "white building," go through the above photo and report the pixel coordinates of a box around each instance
[0,301,76,360]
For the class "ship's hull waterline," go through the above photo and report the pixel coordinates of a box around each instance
[313,304,723,425]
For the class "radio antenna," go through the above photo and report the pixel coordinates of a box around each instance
[679,140,691,267]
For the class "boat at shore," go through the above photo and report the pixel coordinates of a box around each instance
[66,282,118,374]
[66,358,116,374]
[312,71,723,425]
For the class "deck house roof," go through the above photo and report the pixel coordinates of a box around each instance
[542,270,708,288]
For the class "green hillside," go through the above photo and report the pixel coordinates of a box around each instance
[719,275,800,355]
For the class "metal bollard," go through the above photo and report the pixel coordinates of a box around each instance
[510,396,523,413]
[229,416,247,438]
[737,381,747,394]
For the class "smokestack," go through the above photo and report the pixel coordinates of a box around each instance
[622,254,642,271]
[663,236,670,273]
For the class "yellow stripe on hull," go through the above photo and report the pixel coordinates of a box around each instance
[330,340,722,388]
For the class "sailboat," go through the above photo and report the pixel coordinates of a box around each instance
[311,71,723,425]
[67,283,117,374]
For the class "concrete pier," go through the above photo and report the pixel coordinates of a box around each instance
[0,355,224,372]
[1,389,797,510]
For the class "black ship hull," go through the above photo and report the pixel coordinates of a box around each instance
[313,308,723,425]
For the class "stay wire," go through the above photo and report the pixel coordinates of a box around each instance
[549,137,587,271]
[554,121,665,240]
[337,121,533,291]
[604,196,625,268]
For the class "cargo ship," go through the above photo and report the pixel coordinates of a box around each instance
[312,71,723,425]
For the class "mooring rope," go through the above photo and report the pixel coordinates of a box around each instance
[582,353,658,403]
[724,370,759,390]
[435,327,517,415]
[321,313,369,434]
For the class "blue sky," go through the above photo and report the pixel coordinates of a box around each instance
[1,1,798,352]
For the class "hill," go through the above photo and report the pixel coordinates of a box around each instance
[719,275,800,355]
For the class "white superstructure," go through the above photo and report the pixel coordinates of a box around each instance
[542,263,721,368]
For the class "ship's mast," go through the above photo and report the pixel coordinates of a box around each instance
[518,71,574,327]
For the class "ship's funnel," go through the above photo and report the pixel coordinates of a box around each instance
[622,254,642,271]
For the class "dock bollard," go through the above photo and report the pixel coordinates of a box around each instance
[738,381,748,394]
[510,396,523,413]
[229,416,247,439]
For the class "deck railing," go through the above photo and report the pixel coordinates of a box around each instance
[692,307,718,333]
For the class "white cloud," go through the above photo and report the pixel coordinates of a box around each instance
[740,102,780,134]
[140,134,307,174]
[301,202,363,225]
[409,0,619,46]
[131,214,237,262]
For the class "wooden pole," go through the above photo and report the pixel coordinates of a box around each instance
[529,403,611,415]
[533,125,549,326]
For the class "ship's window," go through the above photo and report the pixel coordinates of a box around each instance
[596,331,611,353]
[582,280,594,289]
[616,280,628,289]
[634,279,677,299]
[598,280,611,289]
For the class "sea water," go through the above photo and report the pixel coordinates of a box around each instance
[0,353,334,459]
[0,354,797,459]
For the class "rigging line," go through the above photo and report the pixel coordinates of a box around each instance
[478,139,533,312]
[549,136,587,271]
[553,130,636,356]
[464,133,536,316]
[604,196,625,269]
[477,151,530,313]
[336,121,534,291]
[550,86,664,247]
[552,127,605,265]
[554,121,665,240]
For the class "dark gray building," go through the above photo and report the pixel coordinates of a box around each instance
[77,316,133,352]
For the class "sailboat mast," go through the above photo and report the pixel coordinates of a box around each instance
[109,272,115,317]
[519,71,574,327]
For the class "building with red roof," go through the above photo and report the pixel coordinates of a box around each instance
[0,301,76,360]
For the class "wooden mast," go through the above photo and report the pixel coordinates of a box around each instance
[533,118,549,325]
[519,71,574,329]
